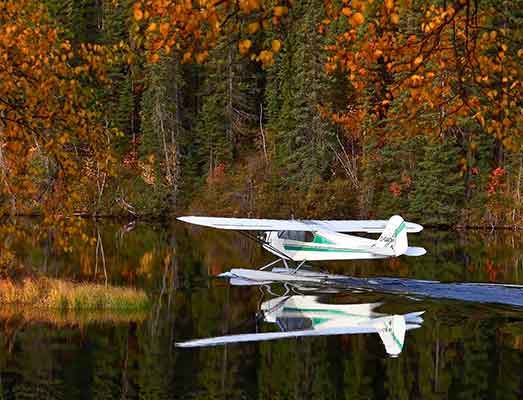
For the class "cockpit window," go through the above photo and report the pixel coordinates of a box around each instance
[277,231,314,242]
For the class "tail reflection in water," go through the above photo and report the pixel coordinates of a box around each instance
[176,280,424,357]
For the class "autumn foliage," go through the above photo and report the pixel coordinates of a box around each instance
[0,0,522,271]
[133,0,289,65]
[0,1,119,267]
[321,0,522,150]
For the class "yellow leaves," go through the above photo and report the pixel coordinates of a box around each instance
[385,0,394,11]
[238,39,252,55]
[410,74,423,86]
[183,51,192,62]
[490,31,497,40]
[413,55,423,66]
[239,0,261,13]
[147,23,157,32]
[133,4,143,21]
[325,63,337,73]
[273,6,289,17]
[159,22,169,38]
[195,50,208,64]
[518,49,523,58]
[258,50,274,65]
[350,13,364,26]
[342,7,352,17]
[271,39,281,53]
[390,13,399,24]
[474,112,485,127]
[247,22,260,34]
[149,53,160,63]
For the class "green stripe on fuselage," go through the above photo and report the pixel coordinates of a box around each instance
[283,245,369,253]
[312,234,335,245]
[282,307,368,318]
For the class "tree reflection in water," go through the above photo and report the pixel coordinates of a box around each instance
[0,220,522,399]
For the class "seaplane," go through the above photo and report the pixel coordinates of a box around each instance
[177,215,426,270]
[176,294,424,357]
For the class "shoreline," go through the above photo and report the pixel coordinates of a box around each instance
[9,213,523,231]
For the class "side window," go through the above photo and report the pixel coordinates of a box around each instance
[277,231,314,242]
[304,231,314,242]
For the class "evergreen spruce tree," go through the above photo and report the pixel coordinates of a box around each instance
[361,136,421,218]
[265,0,335,186]
[188,43,260,187]
[139,55,183,212]
[411,136,465,225]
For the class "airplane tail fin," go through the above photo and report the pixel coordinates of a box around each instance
[374,315,406,357]
[373,215,408,256]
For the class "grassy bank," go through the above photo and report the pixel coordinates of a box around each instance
[0,278,149,311]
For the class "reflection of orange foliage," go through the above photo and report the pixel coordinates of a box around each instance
[210,262,222,276]
[138,251,154,277]
[485,259,501,282]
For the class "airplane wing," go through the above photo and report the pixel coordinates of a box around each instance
[176,315,413,356]
[177,216,423,233]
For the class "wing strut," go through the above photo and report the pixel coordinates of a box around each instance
[237,231,293,270]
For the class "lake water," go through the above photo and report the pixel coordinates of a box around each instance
[1,220,523,399]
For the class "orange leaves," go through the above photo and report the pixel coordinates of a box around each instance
[273,6,289,17]
[0,0,116,236]
[238,39,252,55]
[322,0,522,152]
[247,22,260,34]
[390,13,399,24]
[257,50,274,66]
[195,50,208,64]
[271,39,282,53]
[342,7,352,17]
[133,3,143,21]
[183,51,192,62]
[159,22,169,38]
[136,1,290,67]
[350,12,365,26]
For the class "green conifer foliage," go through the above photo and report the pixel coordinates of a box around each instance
[189,44,260,186]
[362,136,421,219]
[411,137,465,225]
[265,0,336,186]
[139,55,182,212]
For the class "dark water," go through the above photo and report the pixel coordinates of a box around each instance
[1,221,523,399]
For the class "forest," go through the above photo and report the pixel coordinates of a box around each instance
[0,0,522,261]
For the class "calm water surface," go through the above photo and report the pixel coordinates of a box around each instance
[1,221,523,399]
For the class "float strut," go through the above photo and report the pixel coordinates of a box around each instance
[259,258,283,271]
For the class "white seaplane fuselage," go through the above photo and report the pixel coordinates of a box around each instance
[264,229,398,261]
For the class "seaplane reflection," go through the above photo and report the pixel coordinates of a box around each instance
[176,271,424,357]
